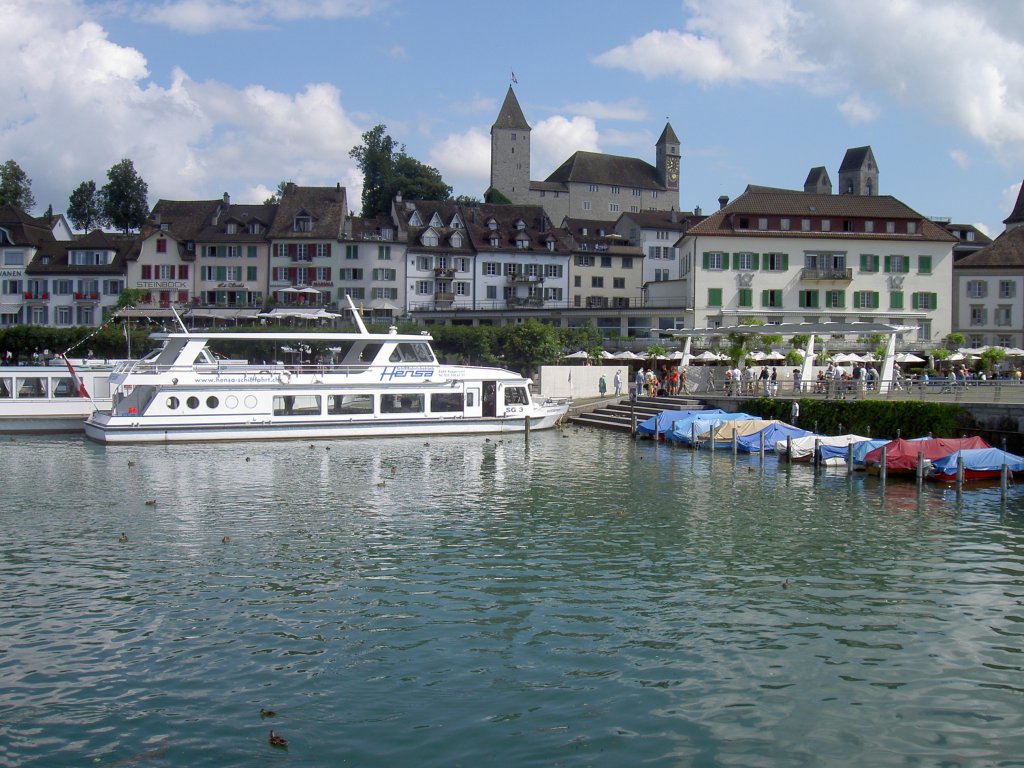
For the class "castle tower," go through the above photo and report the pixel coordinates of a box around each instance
[803,166,832,194]
[838,146,878,196]
[655,122,681,195]
[1003,180,1024,232]
[490,86,531,203]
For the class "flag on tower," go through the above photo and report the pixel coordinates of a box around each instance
[511,70,518,84]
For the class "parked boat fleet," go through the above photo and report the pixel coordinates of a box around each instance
[635,408,1024,484]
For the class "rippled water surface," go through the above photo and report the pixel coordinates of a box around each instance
[2,429,1024,766]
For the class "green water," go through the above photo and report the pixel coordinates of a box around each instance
[1,429,1023,766]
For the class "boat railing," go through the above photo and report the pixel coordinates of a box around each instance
[117,360,381,379]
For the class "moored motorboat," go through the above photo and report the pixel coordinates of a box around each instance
[863,436,991,475]
[84,300,570,444]
[928,447,1024,483]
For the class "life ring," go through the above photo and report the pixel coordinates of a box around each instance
[279,370,292,384]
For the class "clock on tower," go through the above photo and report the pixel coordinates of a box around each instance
[667,156,679,185]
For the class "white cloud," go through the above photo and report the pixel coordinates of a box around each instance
[596,0,1024,164]
[948,149,970,170]
[139,0,381,34]
[531,116,600,176]
[560,100,647,121]
[837,94,878,124]
[594,0,816,85]
[0,0,364,213]
[428,129,490,183]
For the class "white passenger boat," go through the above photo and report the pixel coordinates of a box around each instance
[84,301,570,444]
[0,361,114,433]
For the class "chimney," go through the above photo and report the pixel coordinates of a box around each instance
[718,195,729,210]
[222,192,230,206]
[670,207,678,223]
[694,205,702,216]
[395,191,403,203]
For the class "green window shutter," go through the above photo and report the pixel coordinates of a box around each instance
[860,254,869,271]
[739,288,752,307]
[837,291,845,308]
[781,254,789,270]
[761,289,769,306]
[884,255,891,273]
[890,291,903,310]
[702,252,710,269]
[708,288,722,307]
[649,246,657,259]
[670,248,677,260]
[751,254,759,270]
[247,246,257,258]
[918,255,931,274]
[799,291,806,308]
[216,266,227,281]
[911,293,919,309]
[902,258,910,274]
[872,255,879,272]
[731,253,739,270]
[247,266,257,281]
[930,292,938,309]
[872,291,879,309]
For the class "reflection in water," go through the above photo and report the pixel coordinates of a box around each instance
[0,431,1023,766]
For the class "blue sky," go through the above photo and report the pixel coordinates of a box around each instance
[2,0,1023,236]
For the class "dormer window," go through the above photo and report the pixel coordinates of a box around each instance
[294,215,312,232]
[546,240,555,252]
[486,218,498,231]
[409,211,422,227]
[449,215,464,229]
[515,235,529,249]
[428,212,444,228]
[489,236,500,247]
[421,228,439,247]
[450,232,463,248]
[226,222,238,234]
[515,219,526,230]
[249,221,262,235]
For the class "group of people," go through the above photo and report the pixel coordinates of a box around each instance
[630,366,691,398]
[722,365,781,397]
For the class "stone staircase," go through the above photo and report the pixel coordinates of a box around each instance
[570,395,708,432]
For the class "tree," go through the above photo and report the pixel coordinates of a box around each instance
[453,194,482,205]
[263,180,292,205]
[67,180,107,231]
[349,124,452,217]
[484,187,512,205]
[496,320,562,378]
[0,159,36,211]
[101,158,149,233]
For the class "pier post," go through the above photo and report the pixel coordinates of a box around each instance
[630,400,636,437]
[847,443,854,476]
[916,450,924,487]
[525,415,531,438]
[956,453,964,490]
[813,438,821,473]
[880,446,888,483]
[786,435,792,460]
[691,422,697,451]
[732,428,737,456]
[759,429,765,461]
[1002,461,1009,498]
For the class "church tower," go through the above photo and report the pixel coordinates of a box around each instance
[490,87,531,203]
[838,146,879,196]
[655,122,681,199]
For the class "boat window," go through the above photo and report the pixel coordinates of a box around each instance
[206,396,219,409]
[327,393,373,415]
[0,378,11,398]
[16,377,47,398]
[380,393,424,414]
[187,396,200,409]
[392,342,435,363]
[358,343,382,362]
[166,396,180,409]
[504,386,528,405]
[430,392,463,413]
[52,377,79,398]
[273,395,321,416]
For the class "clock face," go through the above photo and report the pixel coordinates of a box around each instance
[667,157,679,181]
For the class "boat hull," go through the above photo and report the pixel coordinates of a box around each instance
[84,408,566,444]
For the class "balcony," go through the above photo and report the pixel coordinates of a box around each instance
[506,297,544,308]
[433,267,456,277]
[801,267,853,281]
[506,274,544,284]
[24,292,49,302]
[74,292,100,302]
[434,292,455,303]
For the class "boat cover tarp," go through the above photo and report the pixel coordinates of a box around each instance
[930,448,1024,476]
[863,436,991,472]
[736,423,813,452]
[637,409,725,436]
[777,434,870,460]
[709,419,780,442]
[819,438,890,466]
[665,412,757,444]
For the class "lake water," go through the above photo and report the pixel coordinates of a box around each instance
[1,428,1023,767]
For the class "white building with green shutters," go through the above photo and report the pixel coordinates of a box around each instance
[673,185,956,345]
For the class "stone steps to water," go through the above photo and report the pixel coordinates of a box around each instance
[571,395,707,432]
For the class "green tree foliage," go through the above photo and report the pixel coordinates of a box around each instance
[741,397,962,440]
[350,124,453,218]
[945,332,965,348]
[484,187,512,205]
[0,159,36,211]
[429,324,497,365]
[558,321,603,357]
[496,320,562,378]
[452,194,482,205]
[101,158,149,233]
[262,180,292,205]
[67,180,108,231]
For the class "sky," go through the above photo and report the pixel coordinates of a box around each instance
[2,0,1023,237]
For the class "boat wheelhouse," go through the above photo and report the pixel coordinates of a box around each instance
[84,302,570,444]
